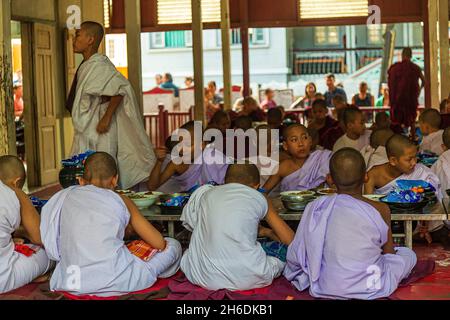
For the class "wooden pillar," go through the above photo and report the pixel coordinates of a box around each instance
[439,0,450,100]
[424,0,440,109]
[191,0,205,123]
[0,0,15,155]
[220,0,232,111]
[124,0,144,113]
[240,0,250,97]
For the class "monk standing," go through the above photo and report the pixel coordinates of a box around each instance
[66,21,156,190]
[387,48,425,137]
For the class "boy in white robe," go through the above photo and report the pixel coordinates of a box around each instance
[333,107,371,153]
[361,128,393,171]
[68,21,156,190]
[365,134,447,245]
[419,108,444,156]
[284,149,416,300]
[40,152,181,297]
[180,163,294,291]
[0,156,52,294]
[431,127,450,232]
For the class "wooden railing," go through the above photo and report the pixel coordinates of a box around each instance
[144,105,194,147]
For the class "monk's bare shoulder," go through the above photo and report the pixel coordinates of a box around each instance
[358,196,391,224]
[279,159,298,178]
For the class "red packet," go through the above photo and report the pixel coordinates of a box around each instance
[14,244,41,257]
[126,240,159,262]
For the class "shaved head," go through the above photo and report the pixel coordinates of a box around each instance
[443,127,450,149]
[330,148,366,190]
[0,155,26,187]
[419,108,442,129]
[370,128,394,149]
[81,21,104,50]
[225,163,260,187]
[83,152,117,181]
[386,134,417,158]
[283,124,308,141]
[343,107,362,127]
[375,112,391,129]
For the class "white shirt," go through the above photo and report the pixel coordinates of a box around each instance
[333,130,371,153]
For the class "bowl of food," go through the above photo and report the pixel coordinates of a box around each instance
[281,191,317,212]
[128,193,160,209]
[317,188,337,196]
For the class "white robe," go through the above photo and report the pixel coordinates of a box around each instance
[333,130,371,153]
[70,54,156,189]
[0,181,51,294]
[420,130,444,156]
[40,185,181,297]
[180,184,285,291]
[361,146,389,171]
[431,150,450,227]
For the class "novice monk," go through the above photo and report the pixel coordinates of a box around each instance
[361,129,394,171]
[365,134,440,196]
[432,127,450,202]
[263,124,332,193]
[40,152,181,297]
[419,108,444,156]
[180,163,294,291]
[308,99,338,146]
[333,107,371,153]
[148,121,232,192]
[284,149,417,300]
[0,156,52,294]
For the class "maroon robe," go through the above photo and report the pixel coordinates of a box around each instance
[388,60,422,127]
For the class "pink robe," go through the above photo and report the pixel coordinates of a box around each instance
[284,194,417,300]
[280,150,332,192]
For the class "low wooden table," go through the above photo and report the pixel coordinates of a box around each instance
[141,200,448,249]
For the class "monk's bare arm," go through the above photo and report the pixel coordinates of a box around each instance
[13,188,42,245]
[265,197,294,245]
[364,169,377,194]
[97,95,124,134]
[148,160,178,191]
[120,195,166,250]
[262,161,288,193]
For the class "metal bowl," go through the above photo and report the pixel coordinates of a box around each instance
[281,199,309,212]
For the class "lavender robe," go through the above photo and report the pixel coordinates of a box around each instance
[284,194,417,300]
[280,150,332,192]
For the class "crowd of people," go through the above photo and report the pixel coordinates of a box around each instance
[2,22,449,301]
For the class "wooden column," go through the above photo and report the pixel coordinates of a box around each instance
[0,0,15,155]
[240,0,250,97]
[124,0,144,113]
[220,0,232,111]
[424,0,440,109]
[439,0,450,100]
[191,0,205,123]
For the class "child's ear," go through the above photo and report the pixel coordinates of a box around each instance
[12,177,22,189]
[111,175,119,189]
[282,141,288,152]
[326,174,334,188]
[363,173,369,184]
[388,156,397,167]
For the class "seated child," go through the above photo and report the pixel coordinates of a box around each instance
[365,134,445,241]
[148,121,232,192]
[263,124,332,193]
[180,163,294,291]
[419,108,444,156]
[307,128,324,151]
[361,128,394,171]
[0,156,52,294]
[370,112,403,134]
[284,148,417,300]
[333,107,371,153]
[41,152,181,297]
[308,99,338,146]
[267,107,284,130]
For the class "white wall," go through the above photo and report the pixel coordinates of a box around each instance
[139,28,290,91]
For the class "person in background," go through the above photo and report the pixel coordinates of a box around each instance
[324,74,347,108]
[184,77,194,88]
[155,74,163,86]
[233,88,253,113]
[207,81,223,105]
[376,84,390,108]
[160,73,179,97]
[260,89,277,111]
[352,82,375,107]
[13,84,24,118]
